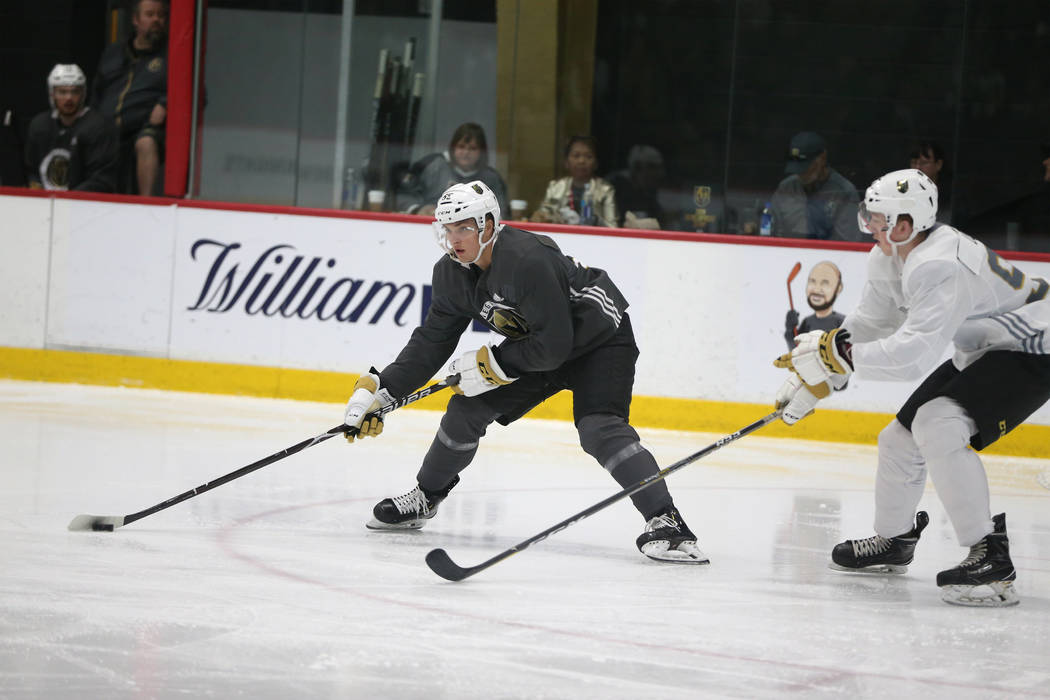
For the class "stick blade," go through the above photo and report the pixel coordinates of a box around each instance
[67,514,125,532]
[425,548,470,582]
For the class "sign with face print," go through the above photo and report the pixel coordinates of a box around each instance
[5,191,1050,426]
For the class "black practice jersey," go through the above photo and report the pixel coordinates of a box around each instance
[379,226,629,397]
[24,108,118,192]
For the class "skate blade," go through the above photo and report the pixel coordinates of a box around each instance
[828,562,908,575]
[365,518,426,530]
[940,581,1020,607]
[640,540,710,565]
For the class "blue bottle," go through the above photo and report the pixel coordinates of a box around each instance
[759,202,773,236]
[581,183,593,224]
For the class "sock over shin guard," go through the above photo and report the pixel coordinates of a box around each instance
[577,413,672,517]
[415,395,497,492]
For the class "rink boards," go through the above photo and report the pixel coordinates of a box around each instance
[2,190,1049,456]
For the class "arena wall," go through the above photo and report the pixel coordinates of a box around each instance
[2,188,1048,456]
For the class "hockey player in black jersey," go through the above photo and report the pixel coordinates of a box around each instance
[24,64,118,193]
[342,180,706,564]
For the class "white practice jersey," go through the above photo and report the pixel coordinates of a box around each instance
[842,225,1050,382]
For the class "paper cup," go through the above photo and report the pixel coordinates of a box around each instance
[367,190,385,212]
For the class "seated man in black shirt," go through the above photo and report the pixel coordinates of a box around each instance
[91,0,169,196]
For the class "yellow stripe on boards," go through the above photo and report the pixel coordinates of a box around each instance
[2,346,1048,458]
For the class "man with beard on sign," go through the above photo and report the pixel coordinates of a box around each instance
[784,260,844,351]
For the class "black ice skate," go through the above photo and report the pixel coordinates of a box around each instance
[937,512,1019,607]
[830,510,929,574]
[636,506,709,564]
[366,476,459,530]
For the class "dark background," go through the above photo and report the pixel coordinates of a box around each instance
[3,0,1049,246]
[593,0,1050,244]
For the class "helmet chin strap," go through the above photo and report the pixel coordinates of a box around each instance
[887,220,925,259]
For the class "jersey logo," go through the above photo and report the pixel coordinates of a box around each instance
[479,298,529,338]
[40,147,72,190]
[491,309,529,338]
[896,179,909,193]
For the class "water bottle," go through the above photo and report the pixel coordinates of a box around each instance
[759,202,773,236]
[341,167,358,210]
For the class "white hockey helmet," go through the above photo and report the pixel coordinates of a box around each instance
[857,168,938,248]
[47,64,87,108]
[432,180,503,267]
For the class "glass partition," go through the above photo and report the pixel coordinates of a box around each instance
[193,0,1050,252]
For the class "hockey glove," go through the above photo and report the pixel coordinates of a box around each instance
[343,369,394,443]
[775,373,828,425]
[789,328,853,385]
[447,343,516,397]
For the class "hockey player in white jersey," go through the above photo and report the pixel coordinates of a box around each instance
[774,168,1050,607]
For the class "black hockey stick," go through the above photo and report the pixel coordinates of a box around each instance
[426,410,781,581]
[68,376,458,532]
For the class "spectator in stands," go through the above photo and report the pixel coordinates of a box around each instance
[531,135,617,227]
[607,144,665,229]
[91,0,169,196]
[396,122,508,217]
[909,140,952,223]
[771,131,860,241]
[24,64,118,192]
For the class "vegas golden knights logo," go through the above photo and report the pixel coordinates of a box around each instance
[46,157,70,188]
[472,183,484,194]
[896,179,909,193]
[491,308,529,338]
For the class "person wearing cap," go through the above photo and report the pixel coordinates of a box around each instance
[770,131,860,241]
[24,64,118,192]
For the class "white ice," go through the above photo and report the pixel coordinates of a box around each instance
[1,379,1049,699]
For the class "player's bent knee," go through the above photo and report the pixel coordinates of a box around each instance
[577,413,639,463]
[878,419,914,453]
[439,394,497,443]
[911,397,974,460]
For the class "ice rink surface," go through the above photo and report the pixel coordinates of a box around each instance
[1,379,1049,699]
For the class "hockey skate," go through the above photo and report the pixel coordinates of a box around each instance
[937,512,1019,607]
[636,506,709,564]
[366,476,459,530]
[829,510,929,574]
